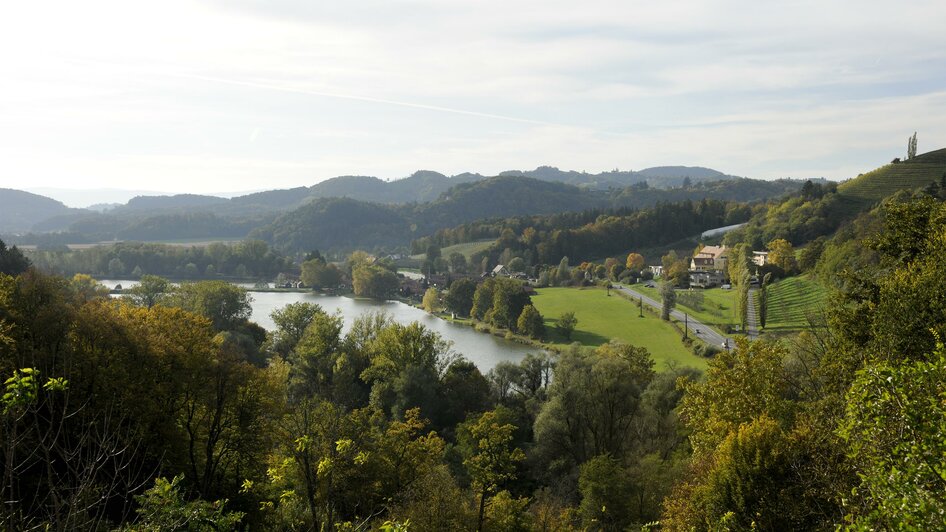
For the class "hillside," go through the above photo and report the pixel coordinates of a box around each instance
[723,148,946,250]
[0,189,83,233]
[834,148,946,215]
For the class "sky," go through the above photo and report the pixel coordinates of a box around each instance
[2,0,946,201]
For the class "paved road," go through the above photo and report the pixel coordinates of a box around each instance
[746,288,760,340]
[617,285,733,351]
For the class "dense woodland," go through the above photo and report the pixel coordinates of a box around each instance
[3,183,946,529]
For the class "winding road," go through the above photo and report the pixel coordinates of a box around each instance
[616,284,734,351]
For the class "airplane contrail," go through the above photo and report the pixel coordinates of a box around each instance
[180,73,567,128]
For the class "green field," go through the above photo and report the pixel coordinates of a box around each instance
[632,285,739,333]
[531,287,706,370]
[411,239,494,261]
[762,274,830,332]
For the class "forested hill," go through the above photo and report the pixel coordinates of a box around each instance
[0,188,83,232]
[3,174,806,250]
[255,175,805,253]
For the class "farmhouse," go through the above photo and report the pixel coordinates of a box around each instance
[689,245,729,288]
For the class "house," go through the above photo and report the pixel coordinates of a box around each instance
[689,245,729,288]
[491,264,510,277]
[752,251,769,267]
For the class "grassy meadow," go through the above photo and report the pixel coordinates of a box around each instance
[531,287,706,370]
[632,284,740,333]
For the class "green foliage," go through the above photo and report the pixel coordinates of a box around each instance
[516,304,544,339]
[125,274,171,308]
[459,409,526,531]
[839,343,946,529]
[127,475,244,531]
[165,280,253,331]
[352,264,399,299]
[444,277,477,317]
[301,259,342,289]
[421,287,442,313]
[659,282,675,321]
[0,239,30,276]
[556,311,578,340]
[579,454,633,531]
[534,343,655,470]
[28,240,292,280]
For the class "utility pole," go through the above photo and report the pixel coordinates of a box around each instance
[685,313,688,339]
[639,296,643,318]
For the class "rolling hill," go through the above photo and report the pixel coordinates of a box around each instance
[834,148,946,215]
[0,189,83,232]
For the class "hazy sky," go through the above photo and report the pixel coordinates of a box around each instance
[2,0,945,195]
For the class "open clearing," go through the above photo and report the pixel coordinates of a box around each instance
[531,287,707,370]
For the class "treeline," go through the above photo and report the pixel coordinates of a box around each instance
[418,199,751,273]
[26,239,295,279]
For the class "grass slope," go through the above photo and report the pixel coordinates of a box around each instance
[835,148,946,215]
[762,274,829,332]
[531,287,706,370]
[411,239,494,260]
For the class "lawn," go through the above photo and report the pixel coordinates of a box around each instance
[632,285,739,333]
[762,274,830,332]
[410,239,494,261]
[531,287,706,370]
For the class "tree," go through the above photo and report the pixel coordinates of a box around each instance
[759,272,772,328]
[516,304,544,339]
[422,287,442,313]
[445,278,477,317]
[107,257,126,277]
[557,257,570,286]
[448,252,468,274]
[351,265,399,299]
[459,409,526,532]
[506,256,526,273]
[166,280,253,331]
[556,311,578,341]
[301,259,342,289]
[125,274,171,309]
[130,475,244,531]
[533,343,655,473]
[766,238,797,274]
[267,302,326,358]
[625,252,645,272]
[907,131,917,159]
[0,239,30,275]
[839,343,946,529]
[660,281,676,320]
[579,455,633,531]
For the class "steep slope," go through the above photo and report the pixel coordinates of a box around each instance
[835,148,946,215]
[0,189,83,232]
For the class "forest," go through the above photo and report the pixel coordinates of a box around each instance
[3,188,946,529]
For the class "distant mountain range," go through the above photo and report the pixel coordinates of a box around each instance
[2,164,812,252]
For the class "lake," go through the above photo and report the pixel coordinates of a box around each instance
[100,280,535,371]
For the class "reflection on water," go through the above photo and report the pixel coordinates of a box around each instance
[100,280,535,372]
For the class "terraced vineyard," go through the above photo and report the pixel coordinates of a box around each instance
[762,274,830,332]
[834,148,946,215]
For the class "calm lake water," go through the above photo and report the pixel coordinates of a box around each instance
[100,280,534,371]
